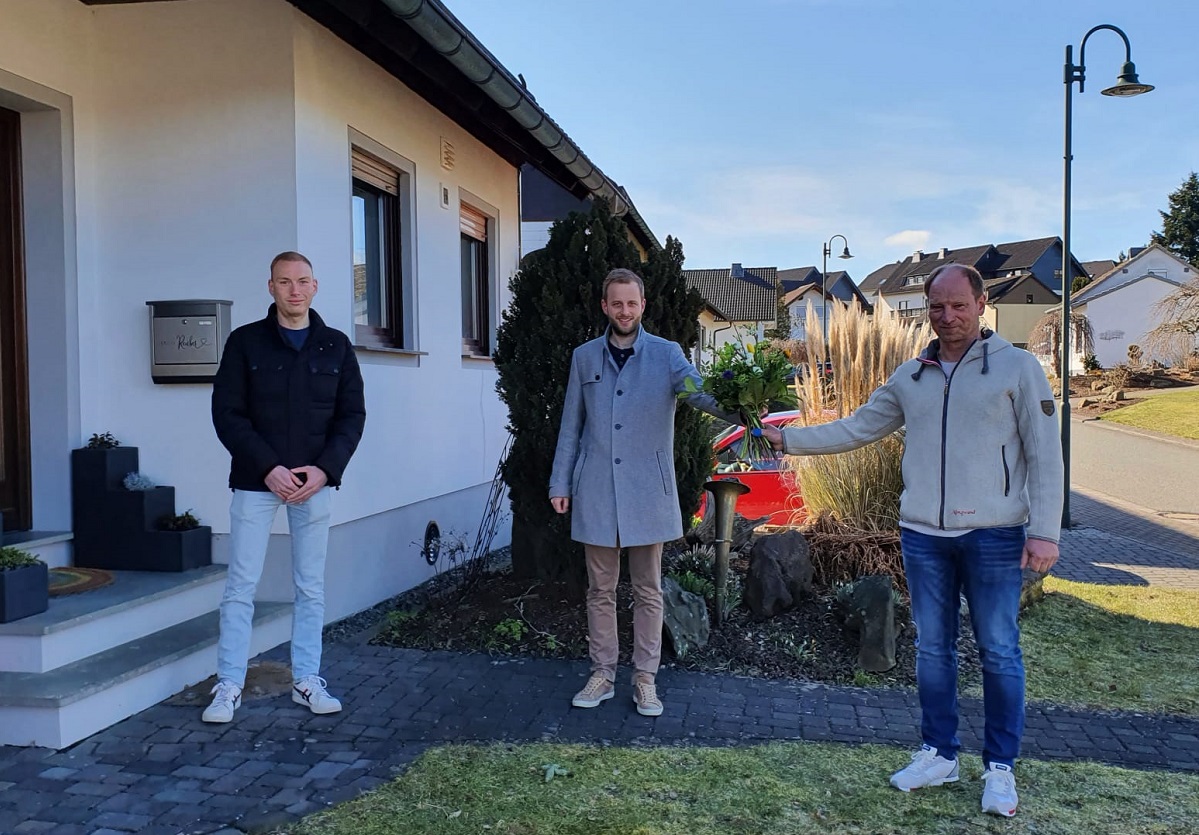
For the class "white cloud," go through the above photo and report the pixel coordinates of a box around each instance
[883,230,931,249]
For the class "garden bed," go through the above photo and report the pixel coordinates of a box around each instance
[366,544,983,691]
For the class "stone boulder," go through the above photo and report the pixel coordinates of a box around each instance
[1020,569,1046,611]
[745,531,813,620]
[840,574,897,672]
[662,576,709,660]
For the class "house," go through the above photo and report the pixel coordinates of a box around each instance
[520,164,659,261]
[683,264,777,366]
[1073,245,1198,368]
[0,0,647,747]
[863,237,1087,347]
[777,266,872,341]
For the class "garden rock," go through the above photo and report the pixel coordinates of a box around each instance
[841,574,896,672]
[1106,389,1126,402]
[745,531,813,619]
[1020,569,1046,611]
[662,576,709,660]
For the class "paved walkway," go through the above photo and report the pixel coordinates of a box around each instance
[1,487,1197,835]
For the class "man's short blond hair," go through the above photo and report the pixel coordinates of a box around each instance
[602,268,645,300]
[925,263,985,299]
[270,251,313,275]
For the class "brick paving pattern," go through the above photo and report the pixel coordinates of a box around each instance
[1,487,1197,833]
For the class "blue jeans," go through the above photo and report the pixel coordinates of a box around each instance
[900,525,1026,769]
[217,487,332,686]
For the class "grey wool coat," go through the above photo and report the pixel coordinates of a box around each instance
[549,326,736,548]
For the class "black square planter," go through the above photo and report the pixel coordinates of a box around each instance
[138,527,213,572]
[0,562,49,623]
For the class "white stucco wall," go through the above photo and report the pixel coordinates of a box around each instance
[1,0,517,612]
[1077,248,1196,368]
[1084,277,1181,368]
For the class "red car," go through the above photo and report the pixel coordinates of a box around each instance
[697,410,806,527]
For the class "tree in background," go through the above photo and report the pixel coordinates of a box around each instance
[493,201,708,588]
[1151,172,1199,265]
[763,279,793,341]
[1027,309,1095,380]
[1072,274,1093,294]
[1145,276,1199,365]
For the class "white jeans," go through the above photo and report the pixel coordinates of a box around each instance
[217,487,332,686]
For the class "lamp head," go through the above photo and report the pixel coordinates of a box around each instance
[1102,61,1154,96]
[838,246,853,260]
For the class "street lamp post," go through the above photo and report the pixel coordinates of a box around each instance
[1060,24,1153,528]
[821,235,853,355]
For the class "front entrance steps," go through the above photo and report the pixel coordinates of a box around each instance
[1,531,73,568]
[0,565,292,749]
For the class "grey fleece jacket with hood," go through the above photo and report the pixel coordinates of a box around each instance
[780,331,1064,543]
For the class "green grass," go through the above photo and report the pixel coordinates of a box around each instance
[284,742,1199,835]
[1100,390,1199,440]
[1017,577,1199,715]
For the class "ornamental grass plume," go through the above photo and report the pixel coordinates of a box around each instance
[781,301,931,533]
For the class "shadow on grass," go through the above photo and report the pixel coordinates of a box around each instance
[1020,584,1199,716]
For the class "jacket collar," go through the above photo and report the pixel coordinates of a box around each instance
[912,328,1011,380]
[262,304,326,348]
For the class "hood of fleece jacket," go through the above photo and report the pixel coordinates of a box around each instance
[910,328,1015,382]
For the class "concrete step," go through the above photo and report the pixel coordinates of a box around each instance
[0,602,292,749]
[0,565,228,673]
[1,531,72,568]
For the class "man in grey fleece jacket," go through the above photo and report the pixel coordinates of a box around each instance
[763,263,1063,818]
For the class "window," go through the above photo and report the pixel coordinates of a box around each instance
[1026,293,1035,304]
[1148,268,1168,278]
[460,202,491,356]
[351,146,410,349]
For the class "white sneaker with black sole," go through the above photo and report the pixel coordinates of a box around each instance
[201,680,242,724]
[292,675,342,714]
[982,763,1018,817]
[889,745,960,792]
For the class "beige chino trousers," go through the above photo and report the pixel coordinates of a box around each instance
[583,542,664,684]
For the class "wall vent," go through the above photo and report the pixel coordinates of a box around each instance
[440,137,455,170]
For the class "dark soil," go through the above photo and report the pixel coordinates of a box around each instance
[367,546,984,692]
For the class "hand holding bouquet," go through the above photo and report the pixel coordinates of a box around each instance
[681,340,798,461]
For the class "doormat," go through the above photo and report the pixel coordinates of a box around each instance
[48,567,114,597]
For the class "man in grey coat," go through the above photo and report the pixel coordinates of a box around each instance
[550,268,735,717]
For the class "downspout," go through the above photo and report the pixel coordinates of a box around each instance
[379,0,660,251]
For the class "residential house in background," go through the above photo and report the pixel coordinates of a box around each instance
[0,0,649,747]
[519,164,659,261]
[684,264,777,366]
[1073,245,1197,368]
[1081,259,1118,281]
[862,237,1087,347]
[778,266,872,341]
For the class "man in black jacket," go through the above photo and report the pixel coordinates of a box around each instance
[204,251,366,724]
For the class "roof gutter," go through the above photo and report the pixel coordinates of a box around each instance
[379,0,661,252]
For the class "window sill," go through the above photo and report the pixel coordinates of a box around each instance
[354,344,428,357]
[462,352,495,362]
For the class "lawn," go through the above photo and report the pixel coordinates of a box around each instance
[284,742,1199,835]
[1100,389,1199,440]
[1015,577,1199,715]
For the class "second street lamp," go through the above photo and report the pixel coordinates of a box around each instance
[1059,24,1153,528]
[821,234,853,356]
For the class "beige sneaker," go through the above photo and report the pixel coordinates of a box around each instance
[633,679,663,717]
[571,674,615,708]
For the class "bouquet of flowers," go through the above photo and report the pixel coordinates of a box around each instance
[681,340,798,461]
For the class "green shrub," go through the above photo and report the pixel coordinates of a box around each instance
[0,546,41,570]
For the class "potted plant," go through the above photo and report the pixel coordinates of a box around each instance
[147,510,212,572]
[0,546,49,623]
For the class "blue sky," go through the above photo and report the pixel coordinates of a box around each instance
[450,0,1197,280]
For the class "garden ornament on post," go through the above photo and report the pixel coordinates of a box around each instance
[704,477,750,626]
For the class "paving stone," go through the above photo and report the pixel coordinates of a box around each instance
[86,812,155,832]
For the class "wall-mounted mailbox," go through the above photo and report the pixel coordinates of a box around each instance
[146,299,233,384]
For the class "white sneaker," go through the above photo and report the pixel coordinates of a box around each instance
[292,675,342,714]
[982,763,1018,817]
[889,745,960,792]
[201,680,242,724]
